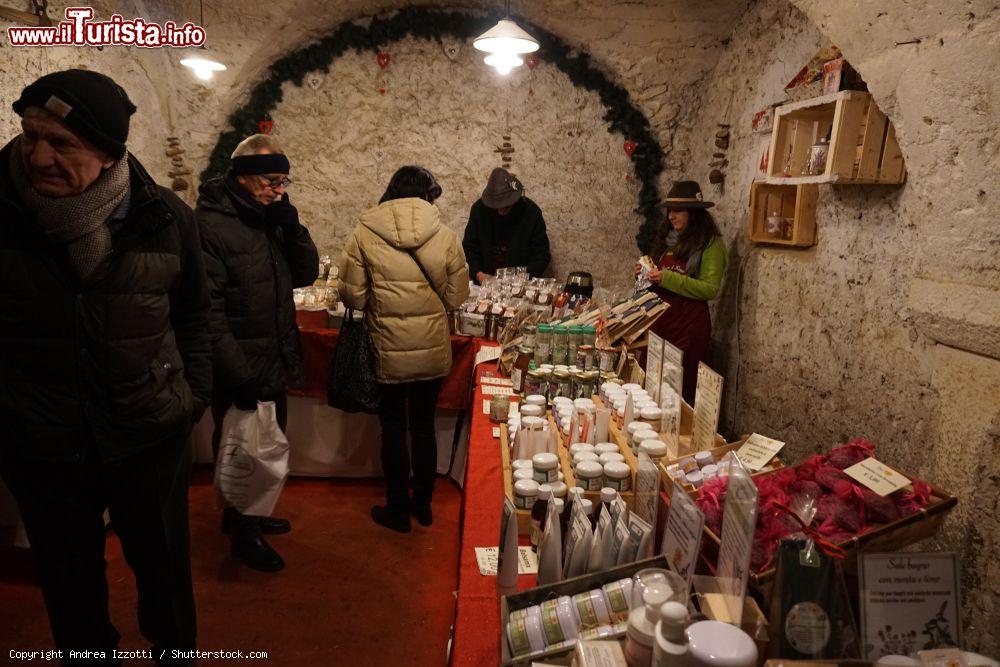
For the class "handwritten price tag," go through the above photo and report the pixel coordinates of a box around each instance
[845,457,911,496]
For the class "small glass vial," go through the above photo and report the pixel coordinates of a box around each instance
[514,479,540,509]
[604,461,632,492]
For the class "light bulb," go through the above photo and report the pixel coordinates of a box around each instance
[485,53,523,75]
[180,54,227,82]
[193,66,213,81]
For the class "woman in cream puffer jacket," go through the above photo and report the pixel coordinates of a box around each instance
[339,166,469,533]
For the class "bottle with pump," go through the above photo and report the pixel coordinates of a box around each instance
[625,582,672,667]
[652,601,689,667]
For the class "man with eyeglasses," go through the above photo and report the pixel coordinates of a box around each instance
[195,134,318,571]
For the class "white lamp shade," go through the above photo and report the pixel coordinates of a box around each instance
[473,19,539,55]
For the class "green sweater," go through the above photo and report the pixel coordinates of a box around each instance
[658,235,727,300]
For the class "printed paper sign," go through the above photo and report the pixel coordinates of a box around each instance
[845,457,911,497]
[736,433,785,471]
[691,363,723,452]
[482,385,514,396]
[492,427,500,438]
[633,452,661,526]
[859,553,962,660]
[660,482,706,595]
[645,332,664,403]
[662,340,684,396]
[475,546,539,576]
[716,454,758,626]
[481,376,514,387]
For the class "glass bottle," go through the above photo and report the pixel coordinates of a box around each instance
[552,325,569,366]
[535,324,553,365]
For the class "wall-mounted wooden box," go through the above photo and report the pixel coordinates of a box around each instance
[766,90,905,185]
[748,180,819,246]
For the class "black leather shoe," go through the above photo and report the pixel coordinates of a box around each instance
[411,503,433,527]
[231,534,284,572]
[222,508,291,535]
[371,505,411,533]
[258,516,291,535]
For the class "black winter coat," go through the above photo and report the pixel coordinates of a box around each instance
[0,142,212,464]
[196,178,319,399]
[462,197,551,282]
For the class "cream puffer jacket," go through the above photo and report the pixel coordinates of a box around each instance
[339,198,470,384]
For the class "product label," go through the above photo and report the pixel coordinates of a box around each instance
[530,519,541,547]
[692,363,723,452]
[507,616,532,656]
[603,583,629,622]
[574,594,599,629]
[737,433,786,472]
[540,602,566,644]
[845,457,911,496]
[785,601,832,654]
[511,368,523,392]
[660,481,706,595]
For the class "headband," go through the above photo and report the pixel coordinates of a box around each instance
[231,153,291,176]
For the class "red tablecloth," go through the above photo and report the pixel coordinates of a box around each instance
[451,363,535,665]
[290,327,484,412]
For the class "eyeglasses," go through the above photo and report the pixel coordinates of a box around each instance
[259,175,292,189]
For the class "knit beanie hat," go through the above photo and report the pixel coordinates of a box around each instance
[13,69,137,158]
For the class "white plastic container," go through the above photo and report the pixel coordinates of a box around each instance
[512,459,533,470]
[520,404,545,418]
[599,452,626,465]
[507,604,546,657]
[640,406,664,428]
[533,452,560,484]
[626,421,648,440]
[594,442,620,455]
[549,481,568,499]
[602,577,634,623]
[569,442,596,457]
[685,620,758,667]
[573,451,600,466]
[694,451,714,468]
[625,582,673,667]
[701,464,719,480]
[575,461,604,491]
[604,461,632,492]
[524,394,547,408]
[632,428,660,449]
[514,479,540,509]
[685,470,704,489]
[572,588,612,628]
[639,439,669,462]
[513,468,534,482]
[539,595,581,646]
[652,601,689,667]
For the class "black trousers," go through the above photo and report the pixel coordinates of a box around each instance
[376,379,443,510]
[0,436,195,666]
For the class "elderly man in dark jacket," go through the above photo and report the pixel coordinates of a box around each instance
[0,70,210,665]
[196,134,318,572]
[463,167,551,283]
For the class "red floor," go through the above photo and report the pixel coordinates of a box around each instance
[0,468,462,666]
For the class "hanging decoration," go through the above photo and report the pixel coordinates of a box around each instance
[201,7,665,252]
[623,140,638,157]
[258,114,274,135]
[165,136,191,193]
[375,51,391,94]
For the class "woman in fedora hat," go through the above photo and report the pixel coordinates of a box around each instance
[462,167,551,283]
[636,180,727,403]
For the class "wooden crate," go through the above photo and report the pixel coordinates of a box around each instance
[766,90,906,185]
[748,181,819,247]
[500,556,669,666]
[550,411,638,510]
[698,472,957,587]
[500,424,575,537]
[658,437,786,494]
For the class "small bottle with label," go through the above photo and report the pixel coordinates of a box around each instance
[530,484,552,551]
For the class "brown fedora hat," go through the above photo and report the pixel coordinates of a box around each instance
[658,180,714,209]
[481,167,524,209]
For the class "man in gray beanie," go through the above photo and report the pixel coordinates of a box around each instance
[0,69,209,665]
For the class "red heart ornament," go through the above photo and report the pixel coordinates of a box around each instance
[525,53,540,70]
[623,140,638,157]
[378,87,386,95]
[376,52,391,69]
[258,119,274,135]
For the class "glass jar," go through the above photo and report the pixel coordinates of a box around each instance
[582,324,597,348]
[511,346,532,395]
[525,369,545,398]
[576,344,595,370]
[552,369,572,400]
[765,210,784,238]
[523,323,537,352]
[567,326,583,365]
[571,370,588,400]
[535,324,552,365]
[576,371,599,401]
[807,136,830,176]
[552,325,569,366]
[597,347,617,373]
[536,368,553,402]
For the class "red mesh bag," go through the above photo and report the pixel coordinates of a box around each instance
[815,466,854,492]
[827,437,876,470]
[895,479,933,516]
[816,493,863,533]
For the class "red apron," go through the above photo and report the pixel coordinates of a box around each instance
[650,252,713,404]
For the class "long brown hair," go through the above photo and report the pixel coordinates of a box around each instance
[650,208,721,263]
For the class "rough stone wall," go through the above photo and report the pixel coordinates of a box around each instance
[272,34,641,289]
[675,0,1000,650]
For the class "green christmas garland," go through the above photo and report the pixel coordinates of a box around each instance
[202,6,664,251]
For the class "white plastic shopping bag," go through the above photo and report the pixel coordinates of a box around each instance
[214,402,289,517]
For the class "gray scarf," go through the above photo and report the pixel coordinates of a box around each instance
[8,136,130,282]
[663,228,703,277]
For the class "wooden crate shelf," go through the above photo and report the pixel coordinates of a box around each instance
[766,90,906,185]
[748,181,819,247]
